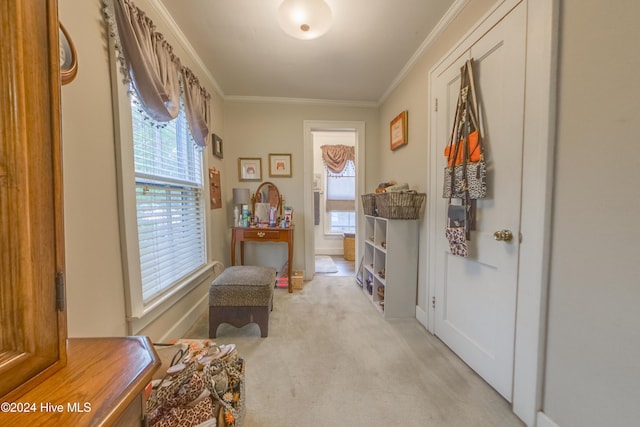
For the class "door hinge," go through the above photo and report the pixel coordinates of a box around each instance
[55,271,66,312]
[432,296,436,309]
[435,98,438,112]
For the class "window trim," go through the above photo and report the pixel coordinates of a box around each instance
[110,51,212,334]
[325,210,357,235]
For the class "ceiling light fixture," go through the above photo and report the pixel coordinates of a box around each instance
[277,0,333,40]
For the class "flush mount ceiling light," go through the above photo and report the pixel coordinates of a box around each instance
[277,0,333,40]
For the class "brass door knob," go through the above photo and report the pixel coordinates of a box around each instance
[493,230,513,242]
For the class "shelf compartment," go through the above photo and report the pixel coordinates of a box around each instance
[358,215,419,319]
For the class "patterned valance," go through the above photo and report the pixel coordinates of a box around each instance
[103,0,211,147]
[320,144,355,174]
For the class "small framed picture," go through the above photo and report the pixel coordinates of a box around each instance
[268,153,292,177]
[390,110,408,150]
[212,134,223,159]
[238,158,262,181]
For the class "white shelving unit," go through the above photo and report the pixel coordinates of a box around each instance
[361,215,419,318]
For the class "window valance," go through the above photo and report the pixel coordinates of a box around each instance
[181,67,211,149]
[103,0,211,147]
[320,144,355,175]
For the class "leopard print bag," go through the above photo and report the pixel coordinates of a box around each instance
[445,226,468,257]
[442,59,487,200]
[442,160,487,199]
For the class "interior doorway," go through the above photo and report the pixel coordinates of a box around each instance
[303,121,365,280]
[312,131,356,276]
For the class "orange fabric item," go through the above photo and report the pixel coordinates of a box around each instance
[444,131,481,167]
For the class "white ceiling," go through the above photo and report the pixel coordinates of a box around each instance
[157,0,458,104]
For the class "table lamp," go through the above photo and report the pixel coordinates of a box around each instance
[232,188,251,227]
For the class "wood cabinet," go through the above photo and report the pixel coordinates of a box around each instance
[0,337,160,426]
[1,0,67,400]
[1,5,159,424]
[361,215,419,318]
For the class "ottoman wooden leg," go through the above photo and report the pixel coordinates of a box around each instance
[253,306,269,338]
[209,309,222,338]
[209,306,271,338]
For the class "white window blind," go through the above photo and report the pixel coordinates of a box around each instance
[326,160,355,211]
[131,96,205,303]
[325,159,356,233]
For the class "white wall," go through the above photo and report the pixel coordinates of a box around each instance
[56,0,490,338]
[313,131,356,255]
[542,1,640,425]
[223,101,378,274]
[57,2,640,424]
[377,1,640,425]
[378,0,496,312]
[58,0,227,340]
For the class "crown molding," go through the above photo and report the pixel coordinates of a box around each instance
[224,95,378,108]
[147,0,225,98]
[147,0,470,108]
[378,0,470,104]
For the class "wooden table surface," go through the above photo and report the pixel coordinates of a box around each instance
[0,337,159,426]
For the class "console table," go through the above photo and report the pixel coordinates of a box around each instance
[0,337,159,426]
[230,226,295,293]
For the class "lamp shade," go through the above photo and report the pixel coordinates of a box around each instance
[277,0,333,40]
[232,188,251,205]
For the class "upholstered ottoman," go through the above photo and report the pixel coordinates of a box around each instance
[209,266,276,338]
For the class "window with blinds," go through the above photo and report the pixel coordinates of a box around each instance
[326,160,356,233]
[131,97,206,303]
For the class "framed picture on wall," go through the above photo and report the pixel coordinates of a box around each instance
[208,168,221,209]
[268,153,292,177]
[212,134,223,159]
[238,157,262,181]
[390,110,408,150]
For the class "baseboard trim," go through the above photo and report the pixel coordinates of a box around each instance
[415,305,429,330]
[537,411,560,427]
[157,293,209,343]
[315,248,343,256]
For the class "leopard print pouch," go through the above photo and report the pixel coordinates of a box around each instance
[445,226,468,257]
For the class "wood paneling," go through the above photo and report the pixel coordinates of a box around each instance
[0,0,67,399]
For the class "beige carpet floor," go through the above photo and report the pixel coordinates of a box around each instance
[314,255,339,273]
[183,275,524,427]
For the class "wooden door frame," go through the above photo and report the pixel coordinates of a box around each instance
[426,0,559,425]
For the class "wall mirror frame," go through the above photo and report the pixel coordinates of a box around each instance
[252,181,283,224]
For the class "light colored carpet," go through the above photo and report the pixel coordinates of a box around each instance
[183,276,523,427]
[314,255,338,273]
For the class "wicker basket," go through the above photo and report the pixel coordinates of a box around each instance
[291,271,304,289]
[376,192,426,219]
[343,233,355,261]
[361,193,377,216]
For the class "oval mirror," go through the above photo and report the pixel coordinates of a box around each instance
[252,182,282,224]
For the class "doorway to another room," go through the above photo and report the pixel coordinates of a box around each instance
[313,131,356,277]
[303,121,365,280]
